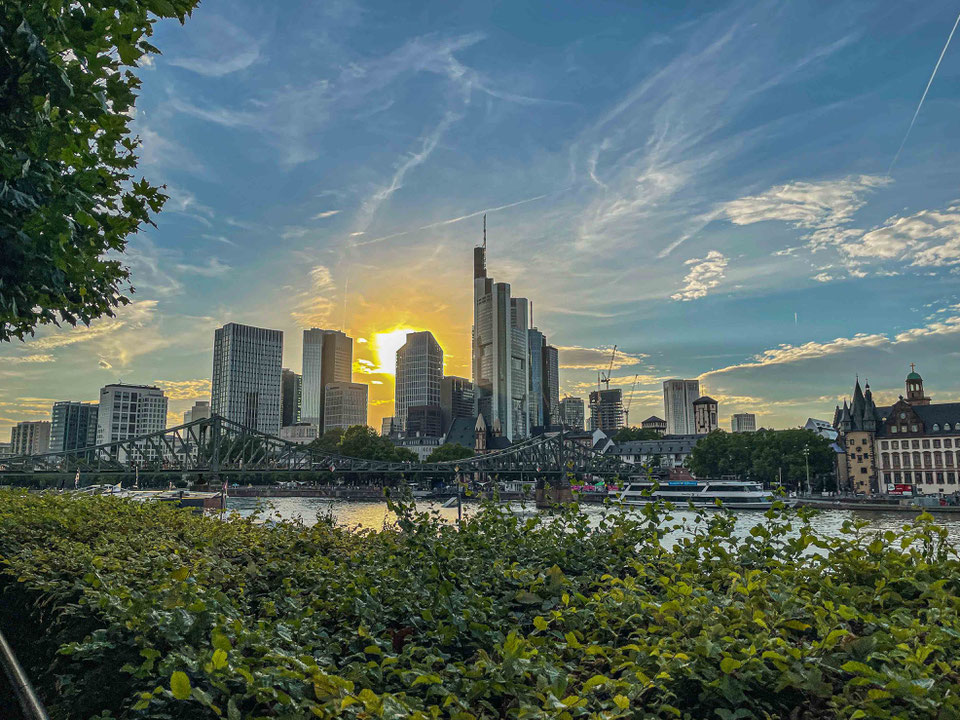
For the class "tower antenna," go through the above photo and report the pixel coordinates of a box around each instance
[483,214,486,249]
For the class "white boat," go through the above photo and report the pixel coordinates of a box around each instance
[613,480,780,510]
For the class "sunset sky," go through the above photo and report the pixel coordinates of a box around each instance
[4,0,960,438]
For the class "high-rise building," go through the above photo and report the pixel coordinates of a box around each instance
[395,331,443,434]
[301,329,352,429]
[381,416,396,437]
[560,396,585,431]
[281,368,301,427]
[543,344,559,426]
[323,382,368,432]
[663,379,701,435]
[440,376,474,431]
[280,423,319,445]
[49,402,98,452]
[693,396,719,435]
[527,329,545,428]
[472,226,531,441]
[406,405,444,437]
[11,421,51,455]
[731,413,757,433]
[95,384,168,461]
[589,389,624,434]
[182,400,211,425]
[211,323,283,434]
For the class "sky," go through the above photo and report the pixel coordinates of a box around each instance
[4,0,960,438]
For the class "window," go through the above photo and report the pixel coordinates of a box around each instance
[913,440,920,449]
[946,424,953,431]
[934,440,942,449]
[892,440,899,449]
[949,472,956,484]
[911,425,918,433]
[923,439,931,449]
[860,467,867,474]
[933,424,940,432]
[881,441,889,450]
[900,412,906,419]
[891,426,898,434]
[947,439,954,449]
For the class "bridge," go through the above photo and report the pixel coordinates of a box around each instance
[0,415,637,487]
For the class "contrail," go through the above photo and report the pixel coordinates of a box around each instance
[889,9,960,174]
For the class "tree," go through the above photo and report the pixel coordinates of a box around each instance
[612,426,662,443]
[426,443,475,463]
[308,428,345,454]
[1,0,198,341]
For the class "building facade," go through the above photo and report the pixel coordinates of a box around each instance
[211,323,283,434]
[381,416,395,437]
[182,400,211,425]
[543,344,560,426]
[610,435,700,469]
[731,412,757,433]
[281,368,301,427]
[280,423,319,445]
[663,379,700,435]
[301,329,352,429]
[49,402,98,452]
[527,328,545,428]
[395,331,443,434]
[641,415,667,434]
[589,389,624,434]
[323,382,368,432]
[406,405,444,438]
[560,396,585,431]
[440,376,474,431]
[693,396,719,434]
[95,384,168,460]
[11,421,51,456]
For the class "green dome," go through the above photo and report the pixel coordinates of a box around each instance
[907,371,922,380]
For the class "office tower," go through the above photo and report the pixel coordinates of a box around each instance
[95,384,168,456]
[406,405,444,437]
[49,402,98,452]
[542,344,559,426]
[560,396,585,431]
[693,396,719,434]
[395,331,443,434]
[10,421,51,455]
[527,329,545,428]
[182,400,211,425]
[301,328,352,429]
[281,369,301,427]
[589,389,625,434]
[440,376,475,431]
[662,379,701,435]
[381,416,396,437]
[280,423,319,445]
[322,382,368,432]
[0,442,11,457]
[472,223,531,441]
[731,413,757,433]
[211,323,283,434]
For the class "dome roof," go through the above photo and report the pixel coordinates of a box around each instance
[907,371,922,381]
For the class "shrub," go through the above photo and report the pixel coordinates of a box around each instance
[0,490,958,719]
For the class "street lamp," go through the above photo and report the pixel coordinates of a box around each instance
[803,445,811,497]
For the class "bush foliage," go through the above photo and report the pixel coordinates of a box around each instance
[0,490,958,719]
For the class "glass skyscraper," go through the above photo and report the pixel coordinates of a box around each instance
[211,323,283,434]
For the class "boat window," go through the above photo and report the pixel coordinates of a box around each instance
[707,485,744,492]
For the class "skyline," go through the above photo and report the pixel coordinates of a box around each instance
[3,0,960,437]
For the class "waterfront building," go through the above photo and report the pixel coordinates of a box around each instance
[543,344,560,426]
[589,389,624,434]
[395,331,443,434]
[693,396,719,434]
[211,323,283,434]
[610,435,700,469]
[560,396,585,431]
[11,421,51,456]
[663,379,700,435]
[835,367,960,497]
[641,415,667,434]
[0,442,11,457]
[322,382,368,432]
[182,400,211,425]
[730,413,757,433]
[301,328,352,429]
[394,434,444,461]
[49,402,98,452]
[440,376,474,431]
[281,369,301,427]
[472,227,531,441]
[95,384,168,461]
[280,423,319,445]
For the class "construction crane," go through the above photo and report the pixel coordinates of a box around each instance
[623,373,639,427]
[599,345,618,390]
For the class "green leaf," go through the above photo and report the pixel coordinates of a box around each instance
[720,657,742,674]
[211,649,228,670]
[613,695,629,710]
[170,671,191,700]
[533,616,549,631]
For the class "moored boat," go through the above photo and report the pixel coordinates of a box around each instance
[612,480,782,510]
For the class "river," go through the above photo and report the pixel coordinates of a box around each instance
[225,496,960,544]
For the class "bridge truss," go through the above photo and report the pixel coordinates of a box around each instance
[0,415,637,485]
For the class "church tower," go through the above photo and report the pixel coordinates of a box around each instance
[905,364,931,406]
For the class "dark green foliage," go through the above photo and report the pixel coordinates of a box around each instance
[1,490,959,719]
[688,429,836,490]
[308,425,418,462]
[0,0,198,341]
[612,427,662,443]
[425,443,475,463]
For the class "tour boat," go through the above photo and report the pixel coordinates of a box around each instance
[612,480,781,510]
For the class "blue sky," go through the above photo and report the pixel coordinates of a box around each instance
[4,0,960,436]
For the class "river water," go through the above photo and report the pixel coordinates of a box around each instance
[225,496,960,545]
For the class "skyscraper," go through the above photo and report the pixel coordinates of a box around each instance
[96,384,168,460]
[693,396,719,434]
[301,328,352,429]
[527,328,545,428]
[11,421,51,455]
[472,222,531,441]
[542,344,560,426]
[323,382,368,431]
[731,413,757,433]
[281,368,301,427]
[211,323,283,434]
[49,402,98,452]
[560,396,585,431]
[589,389,624,434]
[395,331,443,434]
[440,376,474,431]
[183,400,211,425]
[662,379,700,435]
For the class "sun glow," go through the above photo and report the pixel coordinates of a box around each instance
[372,328,418,375]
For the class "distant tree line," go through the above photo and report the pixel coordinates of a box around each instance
[611,427,663,443]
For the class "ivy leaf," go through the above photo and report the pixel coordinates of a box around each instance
[170,671,191,700]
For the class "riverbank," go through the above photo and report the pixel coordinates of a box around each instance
[797,497,960,513]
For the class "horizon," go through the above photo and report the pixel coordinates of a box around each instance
[3,0,960,438]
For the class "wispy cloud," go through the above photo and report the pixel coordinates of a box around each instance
[153,379,210,400]
[290,264,339,328]
[0,354,55,365]
[167,15,261,77]
[312,210,340,220]
[175,258,232,277]
[555,346,648,370]
[671,250,728,301]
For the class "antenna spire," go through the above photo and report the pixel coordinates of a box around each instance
[483,214,486,249]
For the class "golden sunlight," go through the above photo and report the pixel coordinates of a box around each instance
[372,328,418,375]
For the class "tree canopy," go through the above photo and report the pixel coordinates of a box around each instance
[0,0,198,341]
[307,425,418,462]
[425,443,475,463]
[611,426,662,443]
[687,428,836,490]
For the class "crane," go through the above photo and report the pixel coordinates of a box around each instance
[599,345,617,390]
[624,373,639,427]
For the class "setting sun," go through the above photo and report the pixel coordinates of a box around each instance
[372,328,419,376]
